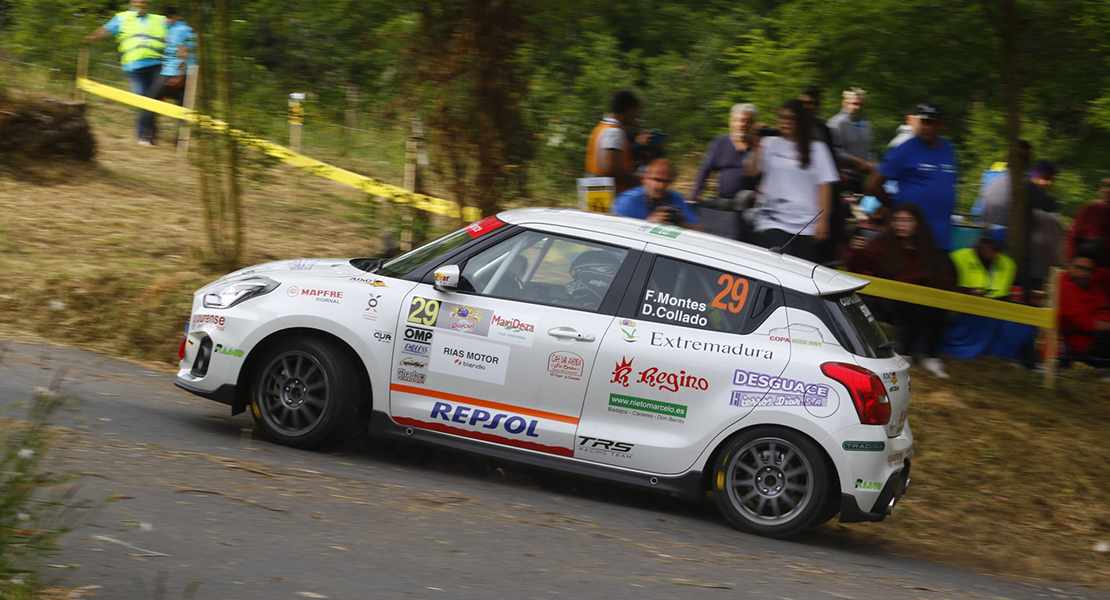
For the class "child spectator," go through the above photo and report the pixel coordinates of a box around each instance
[845,203,955,377]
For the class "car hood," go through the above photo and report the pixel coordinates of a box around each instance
[205,259,365,288]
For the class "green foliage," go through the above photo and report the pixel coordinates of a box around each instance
[3,0,1110,212]
[0,383,86,595]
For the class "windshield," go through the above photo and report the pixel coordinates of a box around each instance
[822,292,894,358]
[376,228,475,279]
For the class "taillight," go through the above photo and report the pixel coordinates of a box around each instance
[178,338,187,361]
[821,362,891,425]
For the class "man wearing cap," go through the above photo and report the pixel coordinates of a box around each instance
[84,0,167,145]
[866,103,958,249]
[950,227,1017,299]
[941,228,1034,364]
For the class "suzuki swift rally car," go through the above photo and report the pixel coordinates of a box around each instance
[175,208,912,538]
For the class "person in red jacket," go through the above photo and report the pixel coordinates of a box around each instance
[1057,249,1110,364]
[845,203,956,377]
[1065,177,1110,260]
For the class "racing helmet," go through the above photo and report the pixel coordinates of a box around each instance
[567,250,621,297]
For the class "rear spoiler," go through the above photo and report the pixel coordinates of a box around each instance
[811,266,868,296]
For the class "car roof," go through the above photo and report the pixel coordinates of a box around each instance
[497,208,867,296]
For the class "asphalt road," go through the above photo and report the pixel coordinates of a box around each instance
[1,336,1105,600]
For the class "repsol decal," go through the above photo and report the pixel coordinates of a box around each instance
[429,401,539,438]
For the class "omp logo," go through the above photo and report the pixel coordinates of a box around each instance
[404,327,433,344]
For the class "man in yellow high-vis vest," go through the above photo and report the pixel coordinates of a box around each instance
[84,0,168,145]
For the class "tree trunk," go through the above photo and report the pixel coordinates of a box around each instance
[191,0,243,270]
[1001,0,1026,285]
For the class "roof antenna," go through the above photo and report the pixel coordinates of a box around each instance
[771,210,825,255]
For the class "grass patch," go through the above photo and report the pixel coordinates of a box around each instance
[1,79,1109,591]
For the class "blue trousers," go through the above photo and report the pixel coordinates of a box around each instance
[127,65,161,141]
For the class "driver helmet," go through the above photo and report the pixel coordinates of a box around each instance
[566,250,621,297]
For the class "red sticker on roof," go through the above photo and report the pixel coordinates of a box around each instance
[465,216,505,238]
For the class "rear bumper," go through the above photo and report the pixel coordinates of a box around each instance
[839,459,911,523]
[174,380,237,407]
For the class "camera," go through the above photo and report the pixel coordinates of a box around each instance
[661,205,683,226]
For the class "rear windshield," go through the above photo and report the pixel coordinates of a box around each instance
[822,293,894,358]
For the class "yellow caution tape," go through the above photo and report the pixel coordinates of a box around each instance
[846,272,1055,328]
[76,78,483,221]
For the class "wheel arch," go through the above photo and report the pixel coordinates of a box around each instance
[699,422,842,502]
[232,327,374,420]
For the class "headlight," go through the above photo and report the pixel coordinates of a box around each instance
[202,277,279,309]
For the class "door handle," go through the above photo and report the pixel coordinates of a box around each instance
[548,327,595,342]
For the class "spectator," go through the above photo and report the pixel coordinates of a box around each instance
[888,109,919,149]
[1057,249,1110,367]
[826,88,876,192]
[950,227,1017,299]
[586,90,652,194]
[941,228,1036,364]
[845,203,955,377]
[799,87,836,152]
[746,99,838,262]
[865,103,958,249]
[84,0,167,145]
[1065,177,1110,261]
[800,87,850,261]
[611,159,702,230]
[980,159,1059,287]
[690,103,760,240]
[149,6,195,108]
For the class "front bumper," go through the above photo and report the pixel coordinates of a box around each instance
[839,459,911,523]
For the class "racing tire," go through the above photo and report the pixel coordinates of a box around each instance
[711,426,829,538]
[250,337,361,450]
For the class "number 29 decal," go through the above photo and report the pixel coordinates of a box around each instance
[408,297,441,326]
[711,274,749,314]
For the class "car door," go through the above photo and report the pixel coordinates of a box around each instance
[576,248,792,474]
[389,227,645,459]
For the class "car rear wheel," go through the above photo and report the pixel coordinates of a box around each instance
[250,337,361,449]
[712,426,828,538]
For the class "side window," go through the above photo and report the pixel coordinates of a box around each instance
[459,231,629,311]
[637,256,773,334]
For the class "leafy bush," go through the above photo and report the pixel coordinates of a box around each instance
[0,380,88,598]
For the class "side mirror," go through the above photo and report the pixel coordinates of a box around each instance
[433,265,460,292]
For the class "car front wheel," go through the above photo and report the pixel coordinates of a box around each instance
[250,337,361,449]
[712,426,828,538]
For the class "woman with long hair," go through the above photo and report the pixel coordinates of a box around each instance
[746,98,838,262]
[846,203,956,377]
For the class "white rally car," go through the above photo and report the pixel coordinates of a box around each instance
[175,208,912,538]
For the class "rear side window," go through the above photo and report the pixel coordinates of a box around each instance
[636,256,777,335]
[822,293,894,358]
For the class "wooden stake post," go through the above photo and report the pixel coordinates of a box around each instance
[1042,267,1061,389]
[288,92,305,153]
[75,49,89,103]
[177,63,199,158]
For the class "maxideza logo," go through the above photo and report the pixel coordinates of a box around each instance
[610,357,708,393]
[491,314,534,333]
